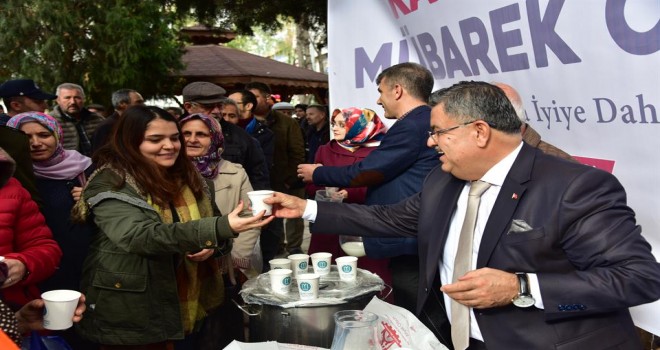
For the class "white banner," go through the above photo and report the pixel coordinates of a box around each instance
[328,0,660,334]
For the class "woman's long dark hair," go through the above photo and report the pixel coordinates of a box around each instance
[93,105,204,206]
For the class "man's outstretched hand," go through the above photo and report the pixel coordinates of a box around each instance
[263,192,308,218]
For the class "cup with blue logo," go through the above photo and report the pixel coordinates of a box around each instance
[310,252,332,276]
[269,268,293,294]
[296,273,320,301]
[335,256,358,281]
[269,258,291,270]
[287,253,309,277]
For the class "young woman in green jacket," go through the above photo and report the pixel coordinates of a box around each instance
[73,106,273,349]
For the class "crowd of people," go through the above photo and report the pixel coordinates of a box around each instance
[0,62,658,350]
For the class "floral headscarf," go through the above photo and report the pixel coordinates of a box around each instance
[341,107,387,147]
[6,112,91,180]
[179,113,224,179]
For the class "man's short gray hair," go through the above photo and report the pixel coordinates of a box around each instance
[55,83,85,98]
[111,89,137,108]
[222,98,239,110]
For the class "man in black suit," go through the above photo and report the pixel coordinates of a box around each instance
[264,81,660,349]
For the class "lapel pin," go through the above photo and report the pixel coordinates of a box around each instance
[512,193,518,200]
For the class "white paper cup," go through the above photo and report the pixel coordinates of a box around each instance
[296,273,320,301]
[269,258,292,270]
[310,252,333,276]
[41,289,82,330]
[269,268,293,294]
[287,253,309,277]
[335,256,358,281]
[247,190,275,216]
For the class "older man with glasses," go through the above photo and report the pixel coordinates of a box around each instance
[266,81,660,350]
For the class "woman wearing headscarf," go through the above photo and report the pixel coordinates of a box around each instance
[7,112,94,294]
[179,113,261,348]
[71,106,272,349]
[304,107,393,289]
[7,112,95,348]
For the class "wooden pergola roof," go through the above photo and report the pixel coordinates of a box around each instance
[180,44,328,100]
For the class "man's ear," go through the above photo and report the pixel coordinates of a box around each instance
[245,102,254,113]
[183,102,193,112]
[474,121,491,147]
[9,100,23,113]
[394,84,404,100]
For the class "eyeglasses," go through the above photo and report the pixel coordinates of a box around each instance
[427,120,480,142]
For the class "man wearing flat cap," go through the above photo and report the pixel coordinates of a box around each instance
[0,79,56,125]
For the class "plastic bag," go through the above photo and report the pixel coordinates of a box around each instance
[249,237,263,275]
[363,297,448,350]
[21,331,72,350]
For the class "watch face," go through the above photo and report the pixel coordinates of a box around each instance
[513,295,535,308]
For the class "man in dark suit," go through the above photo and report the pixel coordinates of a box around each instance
[297,62,439,313]
[265,81,660,349]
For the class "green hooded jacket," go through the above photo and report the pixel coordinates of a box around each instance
[75,168,234,345]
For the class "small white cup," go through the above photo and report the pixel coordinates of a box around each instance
[296,273,320,301]
[41,289,82,330]
[269,268,293,294]
[310,252,333,276]
[247,190,275,216]
[287,254,309,277]
[269,258,292,270]
[335,256,358,281]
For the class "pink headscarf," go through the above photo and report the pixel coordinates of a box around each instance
[6,112,91,180]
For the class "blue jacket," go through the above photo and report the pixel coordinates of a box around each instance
[312,105,438,258]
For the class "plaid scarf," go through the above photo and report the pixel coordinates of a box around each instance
[147,186,224,335]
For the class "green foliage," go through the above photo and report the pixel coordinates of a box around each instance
[163,0,327,42]
[225,21,296,64]
[0,0,185,105]
[0,0,328,105]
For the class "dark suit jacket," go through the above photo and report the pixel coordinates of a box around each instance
[313,105,438,258]
[312,143,660,349]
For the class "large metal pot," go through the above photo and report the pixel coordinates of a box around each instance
[239,292,377,347]
[237,267,387,348]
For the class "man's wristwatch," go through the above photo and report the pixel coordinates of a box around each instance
[512,272,535,308]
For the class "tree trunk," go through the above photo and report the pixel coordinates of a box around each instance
[295,20,313,70]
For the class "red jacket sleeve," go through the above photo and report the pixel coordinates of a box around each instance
[3,178,61,284]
